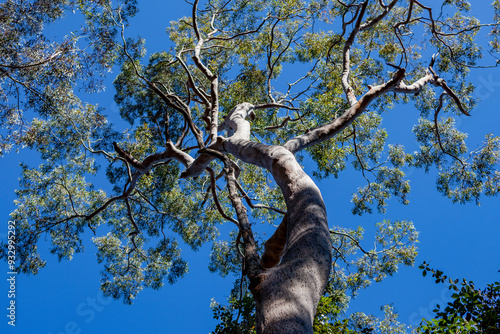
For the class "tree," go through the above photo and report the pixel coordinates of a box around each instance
[417,264,500,334]
[1,0,499,333]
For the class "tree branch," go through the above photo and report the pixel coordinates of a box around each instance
[341,1,369,107]
[181,103,255,179]
[359,0,398,32]
[433,93,466,168]
[225,162,263,280]
[284,68,406,154]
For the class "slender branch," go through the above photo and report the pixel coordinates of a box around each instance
[433,93,466,168]
[253,103,299,111]
[326,4,358,63]
[259,116,291,131]
[428,54,470,116]
[410,0,493,69]
[341,1,368,106]
[207,167,239,225]
[113,142,145,170]
[268,25,303,95]
[434,22,500,37]
[176,53,211,106]
[224,162,263,279]
[393,0,415,66]
[125,198,140,241]
[0,50,63,70]
[208,15,270,41]
[235,180,286,215]
[352,125,372,186]
[196,146,263,279]
[329,230,373,256]
[189,0,220,144]
[192,0,202,41]
[111,8,205,147]
[266,18,282,103]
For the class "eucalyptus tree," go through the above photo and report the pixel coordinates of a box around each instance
[1,1,500,333]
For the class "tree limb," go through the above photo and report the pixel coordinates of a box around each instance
[284,68,406,154]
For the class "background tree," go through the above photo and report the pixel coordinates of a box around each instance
[1,0,499,333]
[417,264,500,334]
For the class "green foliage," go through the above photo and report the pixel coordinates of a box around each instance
[491,1,500,52]
[211,289,257,334]
[3,157,106,273]
[329,220,418,298]
[94,233,187,304]
[0,0,138,155]
[342,305,408,334]
[417,263,500,334]
[413,118,500,204]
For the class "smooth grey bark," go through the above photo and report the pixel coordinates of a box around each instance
[214,103,332,333]
[221,139,331,333]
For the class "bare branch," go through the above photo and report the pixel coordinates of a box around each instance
[195,146,263,279]
[359,0,398,32]
[434,22,500,37]
[284,68,406,154]
[253,103,299,111]
[387,54,470,118]
[208,15,270,42]
[393,0,415,67]
[433,93,467,168]
[187,0,221,144]
[192,0,202,41]
[207,167,239,225]
[111,8,206,148]
[0,49,64,70]
[176,53,211,106]
[428,54,470,116]
[408,0,495,69]
[224,161,263,279]
[329,230,373,256]
[352,125,372,186]
[113,142,146,171]
[390,71,434,94]
[341,1,369,106]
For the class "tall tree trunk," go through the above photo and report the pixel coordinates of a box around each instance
[254,150,331,333]
[185,103,333,333]
[223,140,332,333]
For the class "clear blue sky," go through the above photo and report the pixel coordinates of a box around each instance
[1,1,499,333]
